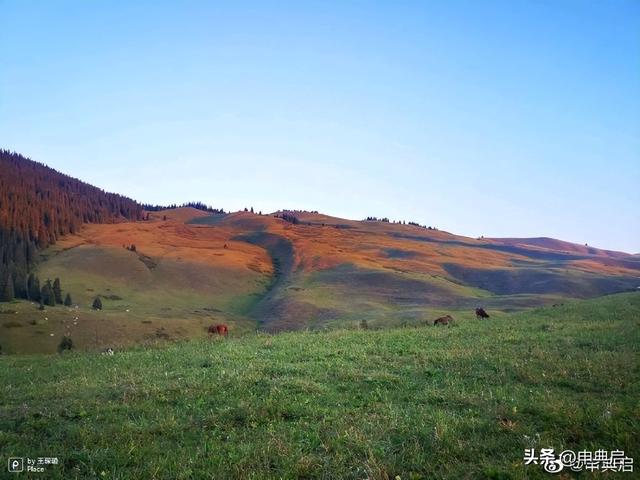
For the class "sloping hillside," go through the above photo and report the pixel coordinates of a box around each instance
[487,236,635,258]
[1,293,638,478]
[1,205,638,353]
[195,210,639,330]
[0,151,142,302]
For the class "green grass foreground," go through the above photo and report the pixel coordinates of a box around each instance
[1,293,639,479]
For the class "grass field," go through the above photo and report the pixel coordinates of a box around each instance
[1,292,638,479]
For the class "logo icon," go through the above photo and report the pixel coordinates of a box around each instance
[8,458,24,473]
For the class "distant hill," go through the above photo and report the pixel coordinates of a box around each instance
[487,236,633,259]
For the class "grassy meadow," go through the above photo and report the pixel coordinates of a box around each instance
[1,292,638,479]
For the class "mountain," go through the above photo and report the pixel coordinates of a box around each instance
[1,152,639,353]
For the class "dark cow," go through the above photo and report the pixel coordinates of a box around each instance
[433,315,453,326]
[475,308,490,319]
[208,324,229,336]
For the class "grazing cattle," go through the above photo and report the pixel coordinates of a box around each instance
[433,315,453,326]
[208,324,229,337]
[475,308,490,319]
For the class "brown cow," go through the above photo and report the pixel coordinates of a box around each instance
[475,308,490,319]
[208,324,229,337]
[433,315,453,326]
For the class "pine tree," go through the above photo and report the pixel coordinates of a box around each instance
[40,284,49,305]
[1,273,14,302]
[64,293,72,306]
[92,296,102,310]
[53,278,63,304]
[27,274,35,300]
[12,265,28,299]
[28,275,41,302]
[47,280,54,305]
[41,280,55,306]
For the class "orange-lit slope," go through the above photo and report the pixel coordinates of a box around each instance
[29,208,640,339]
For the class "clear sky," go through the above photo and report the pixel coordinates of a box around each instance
[1,1,639,253]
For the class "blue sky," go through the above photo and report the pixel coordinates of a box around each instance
[1,1,638,252]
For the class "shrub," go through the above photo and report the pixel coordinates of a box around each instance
[58,336,73,353]
[92,297,102,310]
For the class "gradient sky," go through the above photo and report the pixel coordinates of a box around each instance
[1,1,639,252]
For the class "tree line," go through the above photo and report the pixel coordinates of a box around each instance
[277,212,300,225]
[142,201,225,214]
[0,273,72,307]
[364,216,437,230]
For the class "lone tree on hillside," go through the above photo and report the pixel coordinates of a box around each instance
[92,296,102,310]
[64,293,73,306]
[53,278,63,304]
